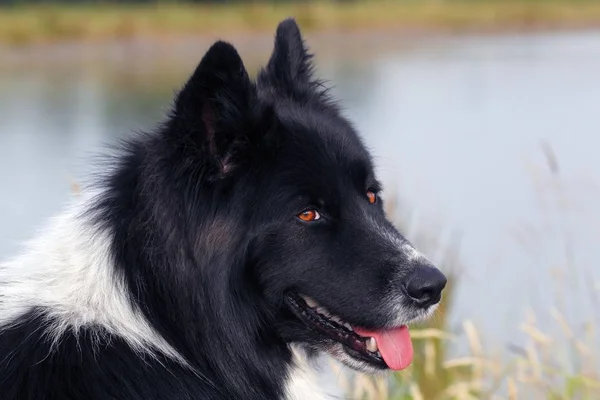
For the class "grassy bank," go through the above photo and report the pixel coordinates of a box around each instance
[2,1,600,46]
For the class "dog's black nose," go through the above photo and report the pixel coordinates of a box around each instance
[403,266,447,307]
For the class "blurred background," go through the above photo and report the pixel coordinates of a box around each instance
[1,1,600,399]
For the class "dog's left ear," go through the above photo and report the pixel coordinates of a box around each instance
[173,41,274,177]
[258,18,317,100]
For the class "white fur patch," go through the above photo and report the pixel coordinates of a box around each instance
[363,212,429,264]
[0,192,188,366]
[400,243,428,263]
[285,347,333,400]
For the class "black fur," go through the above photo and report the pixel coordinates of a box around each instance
[0,309,214,400]
[0,18,446,400]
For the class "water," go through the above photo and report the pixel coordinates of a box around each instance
[2,30,600,349]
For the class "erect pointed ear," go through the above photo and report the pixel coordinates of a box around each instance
[258,18,316,99]
[173,41,269,177]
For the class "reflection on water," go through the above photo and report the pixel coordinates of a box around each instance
[2,30,600,345]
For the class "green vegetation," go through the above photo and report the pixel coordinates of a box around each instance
[2,1,600,46]
[342,304,600,400]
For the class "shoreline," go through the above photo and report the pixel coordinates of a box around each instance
[2,2,600,49]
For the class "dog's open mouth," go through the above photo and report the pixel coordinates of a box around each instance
[285,293,413,371]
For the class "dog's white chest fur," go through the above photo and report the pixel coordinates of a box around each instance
[285,348,336,400]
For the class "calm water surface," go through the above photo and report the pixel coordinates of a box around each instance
[2,30,600,349]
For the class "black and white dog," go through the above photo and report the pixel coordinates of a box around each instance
[0,18,446,400]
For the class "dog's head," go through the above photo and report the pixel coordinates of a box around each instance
[169,18,446,373]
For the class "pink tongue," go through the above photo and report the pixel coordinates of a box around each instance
[354,325,413,371]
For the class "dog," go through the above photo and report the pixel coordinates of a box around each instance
[0,18,446,400]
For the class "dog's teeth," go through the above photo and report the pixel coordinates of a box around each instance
[317,307,329,317]
[344,323,352,330]
[366,337,378,353]
[302,296,318,308]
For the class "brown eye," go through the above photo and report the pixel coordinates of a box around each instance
[298,210,321,222]
[367,191,377,204]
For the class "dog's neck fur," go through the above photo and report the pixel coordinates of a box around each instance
[91,151,297,398]
[0,195,182,361]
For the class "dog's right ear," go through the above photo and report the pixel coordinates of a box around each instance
[172,41,260,177]
[258,18,335,109]
[258,18,319,100]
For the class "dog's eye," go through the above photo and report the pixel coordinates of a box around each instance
[298,210,321,222]
[367,191,377,204]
